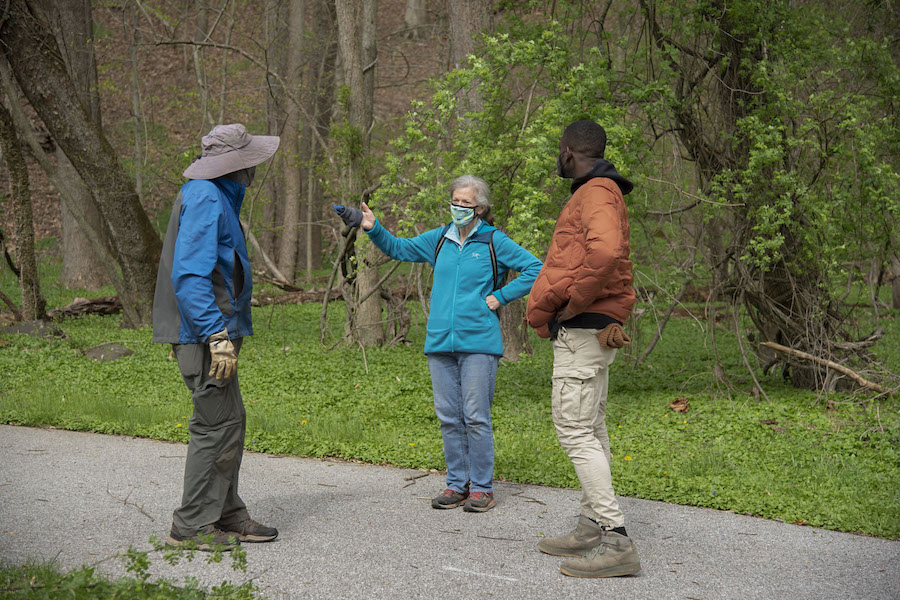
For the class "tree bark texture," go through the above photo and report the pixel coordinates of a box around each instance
[48,0,108,289]
[300,0,337,279]
[404,0,427,38]
[335,0,383,346]
[261,0,288,258]
[448,0,490,112]
[892,255,900,310]
[275,0,305,281]
[126,0,144,205]
[0,102,46,320]
[0,58,123,293]
[0,0,161,327]
[193,0,215,131]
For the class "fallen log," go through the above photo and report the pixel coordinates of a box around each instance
[48,296,122,320]
[760,341,894,395]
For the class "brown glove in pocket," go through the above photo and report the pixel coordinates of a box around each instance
[596,323,631,349]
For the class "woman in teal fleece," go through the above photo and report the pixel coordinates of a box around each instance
[361,175,542,512]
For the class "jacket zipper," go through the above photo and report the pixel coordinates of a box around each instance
[450,241,461,352]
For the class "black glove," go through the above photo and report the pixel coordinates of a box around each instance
[333,204,363,228]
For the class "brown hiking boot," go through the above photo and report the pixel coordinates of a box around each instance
[166,526,240,552]
[558,530,641,578]
[537,515,603,557]
[215,518,278,543]
[463,491,495,512]
[431,487,469,509]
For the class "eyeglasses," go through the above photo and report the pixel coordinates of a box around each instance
[449,200,478,208]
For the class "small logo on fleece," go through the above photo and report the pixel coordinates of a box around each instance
[471,252,481,258]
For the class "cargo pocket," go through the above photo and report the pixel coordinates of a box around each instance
[173,344,204,392]
[554,373,600,422]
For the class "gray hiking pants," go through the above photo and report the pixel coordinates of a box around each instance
[171,339,249,536]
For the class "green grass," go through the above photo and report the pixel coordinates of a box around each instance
[1,552,259,599]
[1,257,899,538]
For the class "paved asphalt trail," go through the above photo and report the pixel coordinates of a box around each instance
[1,424,898,599]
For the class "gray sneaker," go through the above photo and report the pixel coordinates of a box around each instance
[166,526,240,551]
[538,515,603,557]
[558,530,641,578]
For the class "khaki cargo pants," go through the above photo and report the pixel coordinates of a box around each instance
[552,326,624,528]
[171,339,249,536]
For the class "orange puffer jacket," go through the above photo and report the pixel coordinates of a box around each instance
[526,171,636,338]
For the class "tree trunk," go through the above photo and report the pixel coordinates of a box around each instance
[0,58,123,294]
[275,0,305,281]
[499,297,528,361]
[126,0,144,205]
[0,0,161,327]
[193,0,215,131]
[48,0,108,290]
[216,0,237,124]
[891,255,900,310]
[404,0,427,39]
[447,0,490,112]
[261,0,288,259]
[299,0,337,281]
[0,103,46,320]
[335,0,383,346]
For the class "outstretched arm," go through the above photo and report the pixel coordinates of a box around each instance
[362,202,443,264]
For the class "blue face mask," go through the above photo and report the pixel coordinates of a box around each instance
[450,204,476,227]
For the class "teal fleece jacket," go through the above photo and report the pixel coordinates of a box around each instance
[366,220,543,356]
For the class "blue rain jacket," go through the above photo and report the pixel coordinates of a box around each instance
[366,219,543,356]
[152,177,253,344]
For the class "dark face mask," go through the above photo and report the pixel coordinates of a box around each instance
[556,150,570,178]
[226,166,256,187]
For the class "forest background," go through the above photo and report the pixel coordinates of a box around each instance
[0,0,899,539]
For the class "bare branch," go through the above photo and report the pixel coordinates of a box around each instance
[761,341,894,395]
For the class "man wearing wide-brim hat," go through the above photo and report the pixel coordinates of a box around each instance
[153,123,280,550]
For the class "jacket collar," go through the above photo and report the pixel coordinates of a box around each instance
[210,177,246,214]
[570,158,634,196]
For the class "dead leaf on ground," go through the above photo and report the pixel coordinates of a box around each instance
[759,419,778,425]
[669,397,690,413]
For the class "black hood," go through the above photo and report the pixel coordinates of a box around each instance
[571,159,633,196]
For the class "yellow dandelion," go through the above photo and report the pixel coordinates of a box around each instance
[176,423,182,428]
[409,443,416,447]
[181,416,187,419]
[663,471,668,475]
[624,456,633,461]
[683,420,687,424]
[546,446,552,450]
[618,425,622,429]
[301,420,308,424]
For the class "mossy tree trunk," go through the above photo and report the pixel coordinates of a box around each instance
[0,103,46,321]
[0,0,161,327]
[335,0,383,347]
[49,0,108,290]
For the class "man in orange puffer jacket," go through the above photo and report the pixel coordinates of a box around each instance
[526,120,641,578]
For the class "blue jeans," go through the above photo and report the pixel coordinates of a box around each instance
[427,352,500,494]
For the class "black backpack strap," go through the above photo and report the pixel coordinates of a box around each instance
[433,224,452,265]
[488,230,499,291]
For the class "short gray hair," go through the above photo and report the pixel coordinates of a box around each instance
[449,175,491,208]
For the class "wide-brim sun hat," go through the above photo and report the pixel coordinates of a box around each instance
[183,123,280,180]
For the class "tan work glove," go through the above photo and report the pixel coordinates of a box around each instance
[208,329,237,380]
[596,323,631,349]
